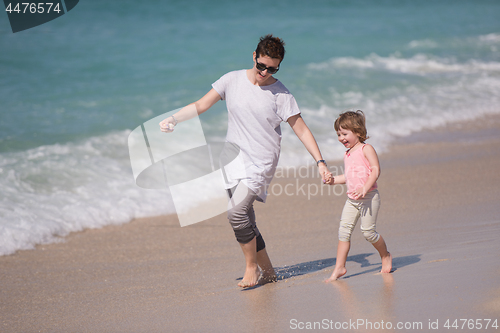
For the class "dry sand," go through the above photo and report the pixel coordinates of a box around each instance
[1,116,500,332]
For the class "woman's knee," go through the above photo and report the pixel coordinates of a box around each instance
[227,206,246,223]
[233,224,256,244]
[232,225,265,252]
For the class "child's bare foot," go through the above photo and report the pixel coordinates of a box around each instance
[380,252,392,273]
[238,265,261,288]
[324,267,347,282]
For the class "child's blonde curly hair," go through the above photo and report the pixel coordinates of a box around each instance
[334,110,369,143]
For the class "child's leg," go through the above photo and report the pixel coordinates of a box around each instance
[359,190,392,273]
[325,240,350,282]
[372,236,392,273]
[326,199,359,282]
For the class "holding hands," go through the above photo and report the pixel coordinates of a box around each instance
[323,171,334,185]
[318,164,332,185]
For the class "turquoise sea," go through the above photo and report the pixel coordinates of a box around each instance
[1,0,499,255]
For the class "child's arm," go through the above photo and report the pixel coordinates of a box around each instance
[359,144,380,197]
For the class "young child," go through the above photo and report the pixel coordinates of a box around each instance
[325,110,392,281]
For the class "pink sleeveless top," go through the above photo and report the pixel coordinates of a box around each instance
[344,144,377,199]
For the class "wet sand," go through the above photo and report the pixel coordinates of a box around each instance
[1,116,500,332]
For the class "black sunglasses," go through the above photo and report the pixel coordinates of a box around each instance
[255,57,280,74]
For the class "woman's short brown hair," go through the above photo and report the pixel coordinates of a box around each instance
[255,34,285,61]
[334,110,369,143]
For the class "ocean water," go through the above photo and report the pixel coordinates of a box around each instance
[1,0,499,255]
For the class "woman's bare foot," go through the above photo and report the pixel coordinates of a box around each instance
[238,265,261,288]
[324,266,347,282]
[259,269,277,285]
[380,252,392,273]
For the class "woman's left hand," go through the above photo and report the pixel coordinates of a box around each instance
[318,164,331,184]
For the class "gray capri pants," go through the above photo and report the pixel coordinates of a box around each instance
[227,182,265,251]
[339,189,381,243]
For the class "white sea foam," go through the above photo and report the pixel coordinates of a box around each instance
[478,33,500,43]
[0,131,173,256]
[307,53,500,75]
[408,33,500,50]
[308,33,500,76]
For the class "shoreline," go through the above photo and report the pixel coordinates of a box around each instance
[2,112,500,258]
[1,114,500,332]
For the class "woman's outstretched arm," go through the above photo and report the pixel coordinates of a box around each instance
[288,114,331,182]
[160,88,221,132]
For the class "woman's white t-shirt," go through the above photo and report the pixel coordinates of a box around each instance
[212,70,300,202]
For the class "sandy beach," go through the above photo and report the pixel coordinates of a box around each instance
[1,115,500,332]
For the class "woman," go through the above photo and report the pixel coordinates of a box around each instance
[160,34,330,288]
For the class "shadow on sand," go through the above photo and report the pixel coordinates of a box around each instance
[342,254,422,279]
[239,253,421,289]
